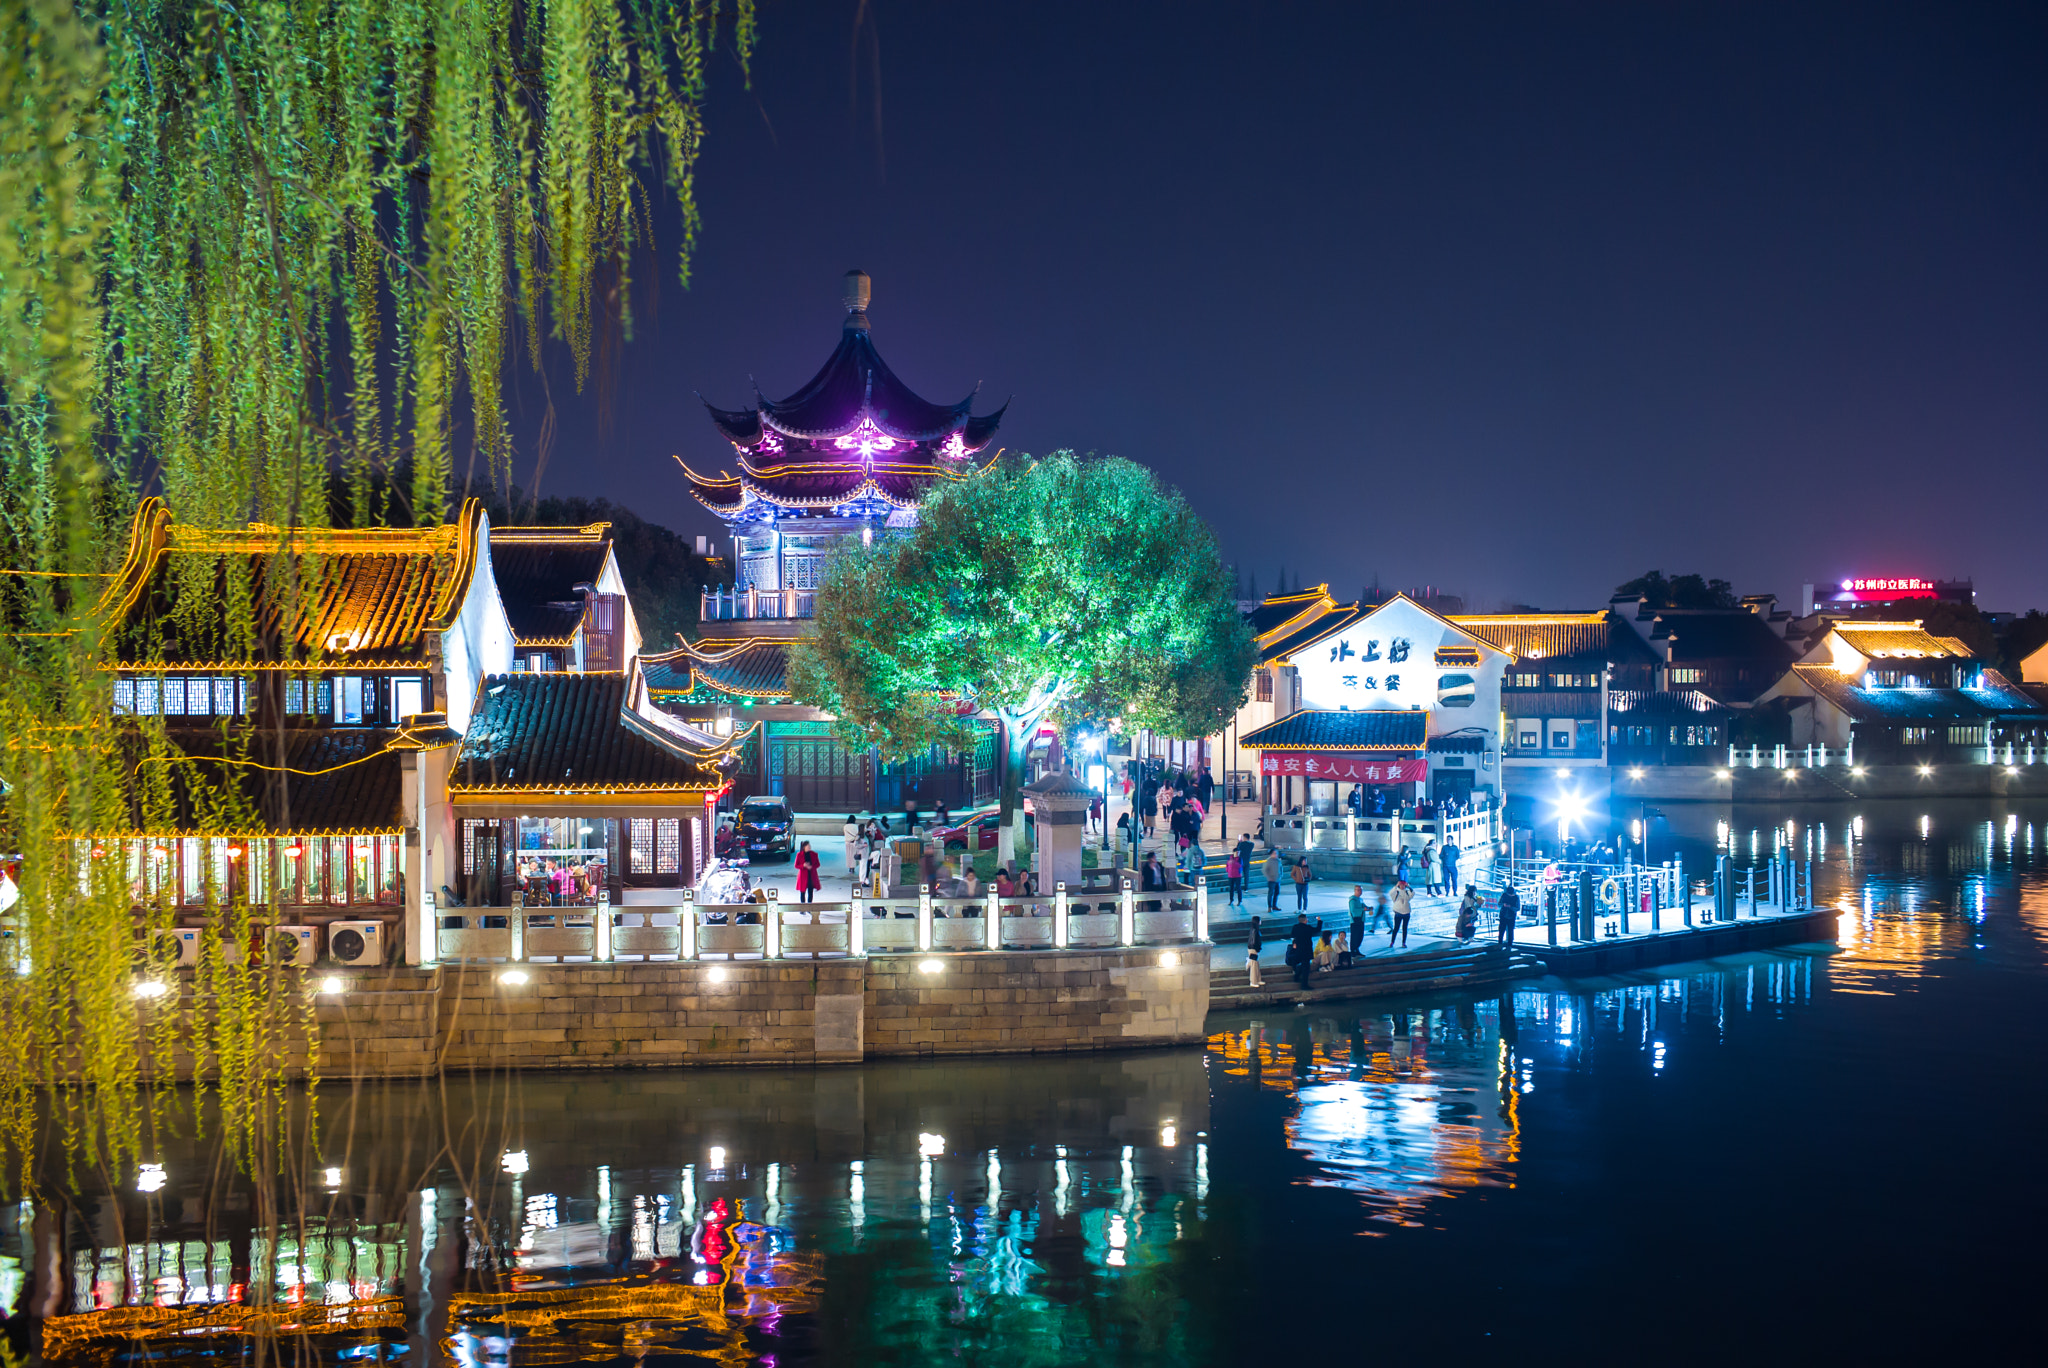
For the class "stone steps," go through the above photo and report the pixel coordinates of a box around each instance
[1209,942,1543,1011]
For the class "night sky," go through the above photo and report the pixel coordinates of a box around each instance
[505,1,2048,613]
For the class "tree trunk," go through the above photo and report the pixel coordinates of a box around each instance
[997,717,1027,867]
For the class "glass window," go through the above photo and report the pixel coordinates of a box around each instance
[135,676,160,714]
[180,837,205,905]
[338,676,364,724]
[1902,727,1934,745]
[351,837,373,901]
[191,678,214,715]
[316,678,333,718]
[1670,668,1704,685]
[163,677,187,716]
[656,819,680,874]
[463,819,477,875]
[630,818,654,874]
[285,678,304,714]
[223,678,242,716]
[377,838,399,903]
[329,838,352,904]
[289,838,317,903]
[112,679,135,714]
[393,677,425,721]
[1948,726,1985,746]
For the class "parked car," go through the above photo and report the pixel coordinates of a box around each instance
[736,797,795,861]
[933,811,1001,852]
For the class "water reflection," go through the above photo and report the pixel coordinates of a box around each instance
[10,799,2046,1364]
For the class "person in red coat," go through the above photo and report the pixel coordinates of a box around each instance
[794,841,822,904]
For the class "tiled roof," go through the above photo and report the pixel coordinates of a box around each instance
[452,673,726,792]
[1646,611,1797,665]
[101,727,405,834]
[1789,665,2046,723]
[1261,602,1367,664]
[1607,689,1736,719]
[101,498,487,668]
[1831,626,1974,659]
[1452,613,1652,664]
[641,638,794,699]
[1239,709,1427,751]
[1425,731,1487,753]
[1501,691,1603,719]
[1247,588,1340,639]
[488,526,610,644]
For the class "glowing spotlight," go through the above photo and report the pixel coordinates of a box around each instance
[1158,951,1179,968]
[1918,765,1933,777]
[1628,768,1645,780]
[133,980,169,999]
[318,976,345,996]
[498,969,529,986]
[918,958,943,974]
[1852,766,1866,777]
[707,965,729,983]
[2007,766,2020,775]
[1715,769,1730,780]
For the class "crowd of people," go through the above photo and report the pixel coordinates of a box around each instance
[515,856,604,906]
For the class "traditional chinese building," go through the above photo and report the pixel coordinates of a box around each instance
[646,272,1006,815]
[489,521,642,672]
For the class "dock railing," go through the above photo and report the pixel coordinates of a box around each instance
[1490,853,1817,946]
[1263,799,1501,856]
[433,878,1207,963]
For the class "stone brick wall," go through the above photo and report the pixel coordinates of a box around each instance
[126,947,1209,1080]
[863,947,1211,1057]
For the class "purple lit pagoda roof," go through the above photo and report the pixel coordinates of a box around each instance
[682,272,1006,518]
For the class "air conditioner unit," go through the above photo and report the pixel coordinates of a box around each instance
[149,928,202,968]
[327,920,385,967]
[266,926,320,967]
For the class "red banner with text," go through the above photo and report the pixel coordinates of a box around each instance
[1259,753,1426,784]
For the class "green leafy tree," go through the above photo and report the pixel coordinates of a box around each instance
[1920,600,2000,667]
[1614,570,1739,610]
[788,454,1255,862]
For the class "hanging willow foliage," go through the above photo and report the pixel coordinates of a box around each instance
[0,0,754,1193]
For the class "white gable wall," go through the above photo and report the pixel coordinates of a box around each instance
[1289,597,1510,757]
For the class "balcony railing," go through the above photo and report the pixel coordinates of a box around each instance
[701,587,816,622]
[432,880,1207,963]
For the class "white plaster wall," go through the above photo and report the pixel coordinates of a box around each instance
[438,512,516,731]
[1289,598,1510,756]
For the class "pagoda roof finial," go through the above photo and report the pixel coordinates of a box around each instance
[843,269,871,332]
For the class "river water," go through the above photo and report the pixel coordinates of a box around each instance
[8,798,2045,1364]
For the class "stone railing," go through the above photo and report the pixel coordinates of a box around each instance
[700,586,816,622]
[433,880,1207,963]
[1264,803,1500,855]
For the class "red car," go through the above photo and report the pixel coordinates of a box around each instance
[933,811,1002,852]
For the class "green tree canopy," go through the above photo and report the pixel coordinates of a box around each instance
[1614,570,1739,610]
[788,453,1255,858]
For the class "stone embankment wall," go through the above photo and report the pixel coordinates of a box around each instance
[155,946,1210,1081]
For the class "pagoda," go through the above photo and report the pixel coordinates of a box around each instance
[680,270,1005,630]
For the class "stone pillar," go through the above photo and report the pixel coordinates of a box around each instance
[1023,771,1093,893]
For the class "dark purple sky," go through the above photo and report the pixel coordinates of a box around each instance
[506,0,2048,613]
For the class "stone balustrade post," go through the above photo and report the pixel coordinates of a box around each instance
[510,889,525,962]
[596,884,612,962]
[918,884,933,952]
[1119,880,1135,946]
[1195,879,1208,941]
[849,892,866,957]
[766,887,782,959]
[1054,882,1070,949]
[680,887,697,960]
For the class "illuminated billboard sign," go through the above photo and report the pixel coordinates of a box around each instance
[1833,577,1936,601]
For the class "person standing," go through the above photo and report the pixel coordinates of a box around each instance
[1348,886,1366,959]
[1142,783,1159,840]
[1497,882,1521,944]
[902,795,919,835]
[1388,876,1413,948]
[1289,913,1315,989]
[1184,839,1206,885]
[842,815,860,876]
[795,841,821,904]
[1225,850,1244,906]
[1291,856,1312,910]
[1422,840,1441,897]
[1264,848,1282,911]
[1246,914,1264,988]
[1235,831,1255,870]
[1442,840,1461,895]
[1454,884,1480,942]
[1196,765,1215,813]
[1396,845,1412,885]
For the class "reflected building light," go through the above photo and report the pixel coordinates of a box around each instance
[1196,1141,1209,1202]
[1106,1212,1129,1267]
[598,1164,612,1229]
[323,1167,343,1189]
[986,1149,1001,1206]
[849,1160,864,1230]
[766,1162,782,1232]
[919,1157,933,1223]
[1121,1145,1136,1214]
[1055,1145,1072,1218]
[500,1150,529,1175]
[136,1163,167,1193]
[708,1146,727,1174]
[1160,1121,1178,1148]
[681,1163,697,1226]
[918,1131,946,1158]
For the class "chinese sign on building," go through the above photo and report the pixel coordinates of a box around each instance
[1259,753,1427,784]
